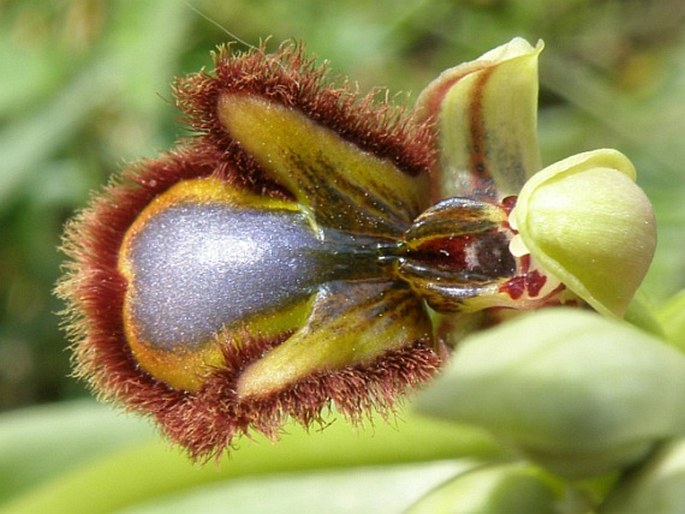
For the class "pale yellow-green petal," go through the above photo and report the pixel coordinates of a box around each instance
[416,38,543,200]
[513,149,656,318]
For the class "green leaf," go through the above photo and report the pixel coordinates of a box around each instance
[0,402,501,514]
[121,461,475,514]
[0,400,154,503]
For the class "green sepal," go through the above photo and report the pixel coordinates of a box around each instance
[416,38,543,201]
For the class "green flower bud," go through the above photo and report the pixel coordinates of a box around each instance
[511,149,657,318]
[600,438,685,513]
[415,309,685,478]
[407,463,566,514]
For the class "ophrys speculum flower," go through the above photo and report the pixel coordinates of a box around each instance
[57,39,656,459]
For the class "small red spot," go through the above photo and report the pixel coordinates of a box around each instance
[500,195,517,216]
[500,268,547,300]
[519,254,531,273]
[526,270,547,298]
[526,269,547,297]
[501,276,525,300]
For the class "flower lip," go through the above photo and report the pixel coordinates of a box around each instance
[57,43,443,460]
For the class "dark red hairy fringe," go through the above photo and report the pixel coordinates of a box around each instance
[58,145,220,400]
[57,42,441,460]
[161,335,440,461]
[174,41,435,189]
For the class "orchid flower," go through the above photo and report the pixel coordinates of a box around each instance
[57,39,656,461]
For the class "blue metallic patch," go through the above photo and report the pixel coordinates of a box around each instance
[126,202,386,351]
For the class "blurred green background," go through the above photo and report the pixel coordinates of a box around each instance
[1,1,685,512]
[1,0,684,413]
